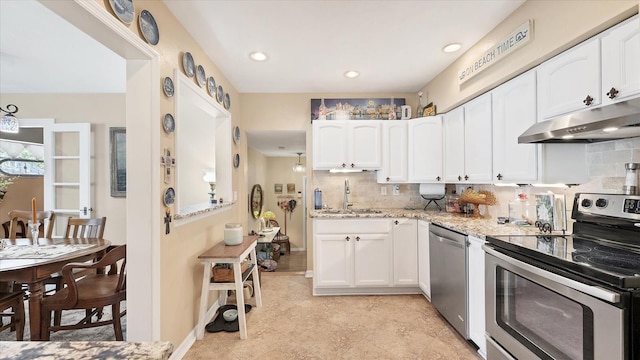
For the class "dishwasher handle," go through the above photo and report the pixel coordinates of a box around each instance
[430,232,467,248]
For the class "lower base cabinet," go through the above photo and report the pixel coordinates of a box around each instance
[313,218,419,295]
[468,235,487,358]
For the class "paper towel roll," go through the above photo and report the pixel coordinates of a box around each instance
[419,183,445,197]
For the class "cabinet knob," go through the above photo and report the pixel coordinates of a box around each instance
[341,163,346,168]
[386,177,390,182]
[436,176,441,181]
[345,236,350,241]
[496,173,503,180]
[355,236,360,241]
[606,87,619,99]
[394,220,399,225]
[350,163,355,168]
[583,95,594,106]
[464,175,469,181]
[458,175,462,181]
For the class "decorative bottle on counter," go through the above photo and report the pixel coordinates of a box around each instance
[314,188,322,209]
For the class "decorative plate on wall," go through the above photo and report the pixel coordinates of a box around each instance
[163,76,174,97]
[233,153,240,168]
[224,93,231,110]
[196,65,206,87]
[207,76,217,97]
[216,85,224,104]
[163,113,175,133]
[163,187,175,206]
[233,126,240,144]
[109,0,134,24]
[182,52,195,78]
[138,9,159,45]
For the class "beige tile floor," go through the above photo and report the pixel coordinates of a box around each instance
[184,274,482,360]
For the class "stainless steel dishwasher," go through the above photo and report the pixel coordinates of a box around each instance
[429,223,469,339]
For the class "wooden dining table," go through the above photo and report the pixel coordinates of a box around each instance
[0,237,111,340]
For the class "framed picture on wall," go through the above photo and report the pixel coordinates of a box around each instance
[287,183,295,193]
[274,183,283,194]
[110,127,127,197]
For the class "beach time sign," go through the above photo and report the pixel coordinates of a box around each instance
[458,20,532,85]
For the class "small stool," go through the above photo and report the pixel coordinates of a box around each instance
[0,291,25,341]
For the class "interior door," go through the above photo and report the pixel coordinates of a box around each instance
[43,122,91,236]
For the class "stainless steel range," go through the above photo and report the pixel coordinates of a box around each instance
[484,193,640,360]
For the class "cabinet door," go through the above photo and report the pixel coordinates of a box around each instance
[349,121,382,169]
[463,93,493,183]
[601,15,640,105]
[392,219,418,286]
[417,220,431,298]
[312,121,347,169]
[537,38,601,120]
[378,121,408,183]
[492,70,539,183]
[354,233,392,286]
[314,234,352,288]
[443,107,465,182]
[467,236,487,357]
[408,116,444,183]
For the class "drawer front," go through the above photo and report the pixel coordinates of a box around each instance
[314,219,390,234]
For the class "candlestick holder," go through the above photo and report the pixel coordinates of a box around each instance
[28,220,40,246]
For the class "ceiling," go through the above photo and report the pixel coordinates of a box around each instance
[0,0,526,157]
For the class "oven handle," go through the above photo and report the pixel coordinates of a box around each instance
[483,245,621,304]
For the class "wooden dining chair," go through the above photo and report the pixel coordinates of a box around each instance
[267,219,290,255]
[40,245,127,341]
[65,217,107,239]
[0,290,25,341]
[7,210,56,239]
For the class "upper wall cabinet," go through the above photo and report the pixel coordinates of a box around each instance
[408,116,443,183]
[492,70,538,183]
[312,120,382,170]
[601,15,640,105]
[377,121,408,182]
[537,38,601,121]
[444,93,493,184]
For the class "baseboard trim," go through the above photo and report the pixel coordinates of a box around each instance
[305,270,313,278]
[169,298,220,360]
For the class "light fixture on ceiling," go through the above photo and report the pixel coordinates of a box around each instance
[442,43,461,53]
[249,51,268,62]
[344,70,359,78]
[0,104,19,133]
[293,153,305,173]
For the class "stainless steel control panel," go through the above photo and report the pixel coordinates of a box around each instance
[576,193,640,220]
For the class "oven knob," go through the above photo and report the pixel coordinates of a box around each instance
[595,198,608,208]
[581,199,592,208]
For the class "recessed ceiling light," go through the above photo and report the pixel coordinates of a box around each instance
[442,43,461,53]
[249,51,268,62]
[562,134,575,139]
[344,70,359,78]
[603,127,619,132]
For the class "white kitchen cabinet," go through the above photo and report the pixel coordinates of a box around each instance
[408,116,444,183]
[467,235,486,358]
[392,218,418,286]
[417,220,430,299]
[312,120,382,170]
[444,93,492,184]
[377,120,408,183]
[601,15,640,105]
[537,38,601,121]
[313,219,392,291]
[492,70,539,183]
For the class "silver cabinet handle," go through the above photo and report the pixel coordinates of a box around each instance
[483,245,620,303]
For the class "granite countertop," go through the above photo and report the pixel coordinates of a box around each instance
[309,209,565,239]
[0,341,173,360]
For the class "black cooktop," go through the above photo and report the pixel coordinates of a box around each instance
[486,234,640,289]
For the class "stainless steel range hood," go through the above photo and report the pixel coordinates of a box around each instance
[518,97,640,143]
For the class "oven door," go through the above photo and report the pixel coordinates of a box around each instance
[484,245,626,360]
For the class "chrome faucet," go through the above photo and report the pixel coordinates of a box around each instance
[343,179,353,212]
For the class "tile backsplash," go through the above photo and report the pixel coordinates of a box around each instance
[311,137,640,226]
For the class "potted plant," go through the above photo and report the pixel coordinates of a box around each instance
[0,176,15,204]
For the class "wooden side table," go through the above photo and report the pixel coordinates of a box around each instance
[196,236,263,340]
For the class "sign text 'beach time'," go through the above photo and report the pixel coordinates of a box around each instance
[458,20,532,85]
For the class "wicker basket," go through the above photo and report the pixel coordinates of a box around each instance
[212,262,249,282]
